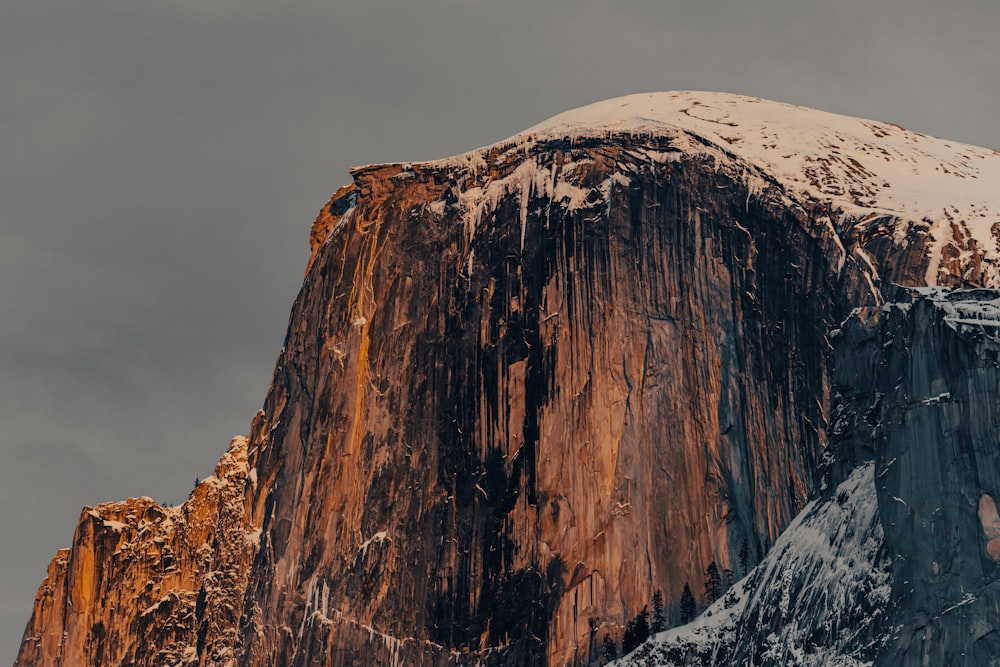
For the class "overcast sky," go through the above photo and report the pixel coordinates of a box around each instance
[2,0,998,661]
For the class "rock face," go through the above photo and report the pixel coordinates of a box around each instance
[875,288,1000,666]
[15,92,1000,666]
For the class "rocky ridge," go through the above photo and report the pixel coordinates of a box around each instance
[17,436,257,665]
[15,92,1000,666]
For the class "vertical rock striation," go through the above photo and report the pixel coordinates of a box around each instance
[238,141,854,666]
[15,92,1000,666]
[616,462,891,666]
[874,289,1000,667]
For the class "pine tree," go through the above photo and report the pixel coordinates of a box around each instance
[651,589,666,633]
[622,606,650,654]
[704,560,722,603]
[601,634,618,663]
[636,606,649,642]
[680,583,696,624]
[739,538,750,575]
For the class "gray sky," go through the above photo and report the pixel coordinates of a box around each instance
[2,0,997,661]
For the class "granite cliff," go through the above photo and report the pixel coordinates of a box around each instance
[15,92,1000,666]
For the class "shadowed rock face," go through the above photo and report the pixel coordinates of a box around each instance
[15,93,1000,667]
[873,289,1000,667]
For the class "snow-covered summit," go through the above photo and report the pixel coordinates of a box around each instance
[521,91,998,218]
[448,91,999,286]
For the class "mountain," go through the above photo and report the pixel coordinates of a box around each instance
[15,91,1000,667]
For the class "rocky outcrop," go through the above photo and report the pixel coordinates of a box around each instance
[874,288,1000,666]
[16,437,257,666]
[15,92,1000,666]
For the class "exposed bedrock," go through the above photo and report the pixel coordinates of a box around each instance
[871,289,1000,667]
